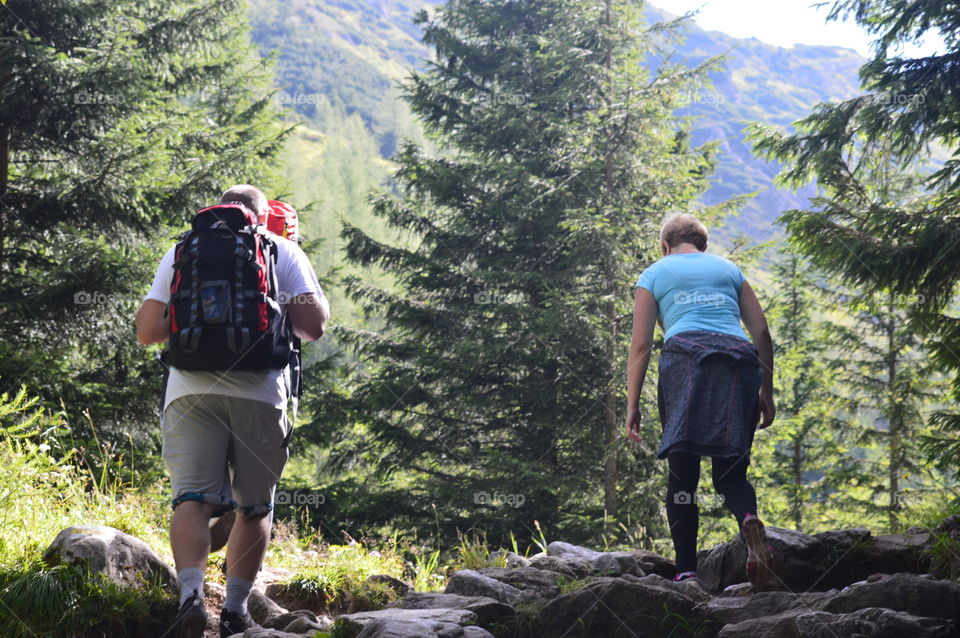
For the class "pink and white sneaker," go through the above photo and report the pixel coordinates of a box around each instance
[742,513,774,588]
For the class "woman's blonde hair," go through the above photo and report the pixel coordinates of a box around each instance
[660,213,708,251]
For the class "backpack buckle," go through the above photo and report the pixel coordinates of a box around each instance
[226,326,251,354]
[178,327,202,353]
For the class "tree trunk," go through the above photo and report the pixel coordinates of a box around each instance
[0,126,9,282]
[792,435,803,531]
[886,301,901,533]
[600,0,619,520]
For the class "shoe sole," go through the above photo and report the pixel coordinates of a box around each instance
[743,518,773,588]
[177,605,207,638]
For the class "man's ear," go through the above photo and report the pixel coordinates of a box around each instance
[661,240,670,256]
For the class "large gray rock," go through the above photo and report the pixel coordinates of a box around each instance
[822,573,960,620]
[231,630,303,638]
[794,607,954,638]
[706,590,836,625]
[698,526,821,593]
[390,592,514,628]
[249,588,289,624]
[718,607,955,638]
[42,525,176,590]
[537,575,712,638]
[474,567,563,602]
[527,555,592,579]
[445,569,522,603]
[698,525,937,594]
[546,541,674,578]
[337,608,484,638]
[446,567,562,604]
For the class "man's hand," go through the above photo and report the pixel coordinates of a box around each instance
[759,390,776,429]
[625,407,642,443]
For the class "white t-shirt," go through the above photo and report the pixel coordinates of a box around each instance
[145,233,323,410]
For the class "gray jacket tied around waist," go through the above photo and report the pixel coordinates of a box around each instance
[656,330,763,459]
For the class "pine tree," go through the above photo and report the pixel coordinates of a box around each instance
[752,248,847,532]
[0,0,286,443]
[829,286,940,532]
[319,0,719,544]
[748,0,960,469]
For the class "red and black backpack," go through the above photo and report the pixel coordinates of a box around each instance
[164,202,290,371]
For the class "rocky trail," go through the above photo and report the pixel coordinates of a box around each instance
[43,516,960,637]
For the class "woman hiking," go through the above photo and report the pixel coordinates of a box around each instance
[625,213,776,587]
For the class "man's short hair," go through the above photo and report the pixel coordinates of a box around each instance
[220,185,269,220]
[660,213,708,251]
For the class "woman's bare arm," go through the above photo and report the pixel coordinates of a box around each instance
[625,287,659,442]
[739,280,776,428]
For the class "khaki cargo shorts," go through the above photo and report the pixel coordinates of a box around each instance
[161,394,290,516]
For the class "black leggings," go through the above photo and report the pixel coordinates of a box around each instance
[666,451,758,573]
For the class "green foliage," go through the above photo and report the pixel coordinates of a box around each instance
[0,563,174,638]
[0,0,287,447]
[311,0,725,548]
[748,0,960,470]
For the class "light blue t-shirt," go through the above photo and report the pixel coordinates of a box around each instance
[634,252,748,342]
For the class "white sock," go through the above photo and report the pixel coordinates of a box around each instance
[223,577,254,615]
[177,567,205,607]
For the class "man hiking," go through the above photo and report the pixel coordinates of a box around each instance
[135,185,329,638]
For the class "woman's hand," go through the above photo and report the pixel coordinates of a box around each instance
[759,390,776,429]
[625,407,643,442]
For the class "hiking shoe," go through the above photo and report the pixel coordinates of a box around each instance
[173,592,207,638]
[673,571,698,582]
[742,513,774,588]
[219,608,261,638]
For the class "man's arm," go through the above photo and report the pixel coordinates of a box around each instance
[739,280,776,428]
[135,299,170,345]
[287,293,330,342]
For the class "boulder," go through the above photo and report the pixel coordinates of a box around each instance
[249,588,290,624]
[527,555,591,579]
[390,592,514,628]
[336,608,483,638]
[230,630,303,638]
[262,610,319,630]
[42,525,176,590]
[445,569,522,603]
[537,576,712,638]
[546,541,674,578]
[718,607,954,638]
[794,608,954,638]
[706,590,836,625]
[446,567,562,604]
[473,567,563,602]
[822,572,960,621]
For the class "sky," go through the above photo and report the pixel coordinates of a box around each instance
[652,0,941,58]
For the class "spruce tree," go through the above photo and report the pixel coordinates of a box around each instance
[748,0,960,469]
[324,0,719,544]
[0,0,286,444]
[751,249,848,532]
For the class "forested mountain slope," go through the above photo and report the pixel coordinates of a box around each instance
[250,0,864,242]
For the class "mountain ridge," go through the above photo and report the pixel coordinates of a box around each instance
[251,0,866,242]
